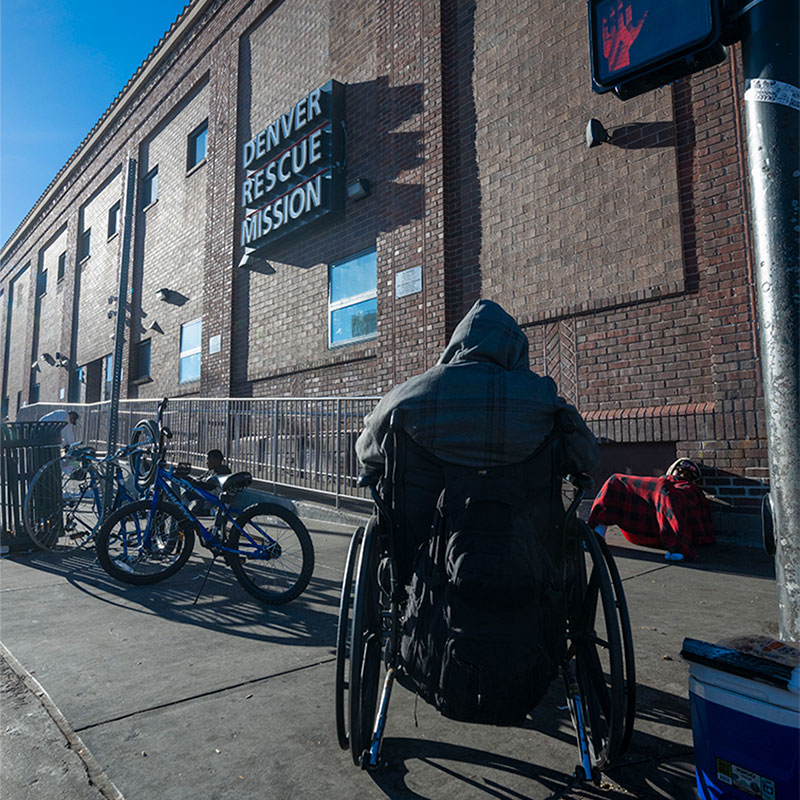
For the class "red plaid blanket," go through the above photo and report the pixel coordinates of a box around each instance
[588,474,715,561]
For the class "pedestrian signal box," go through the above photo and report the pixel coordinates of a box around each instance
[588,0,727,100]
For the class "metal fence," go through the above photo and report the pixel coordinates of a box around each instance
[17,397,380,505]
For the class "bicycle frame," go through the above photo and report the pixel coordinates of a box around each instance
[59,454,138,543]
[123,464,282,561]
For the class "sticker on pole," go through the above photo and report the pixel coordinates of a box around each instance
[744,78,800,111]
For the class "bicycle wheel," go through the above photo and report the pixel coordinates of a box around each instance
[564,521,625,773]
[24,455,102,551]
[226,503,314,605]
[129,419,159,490]
[95,499,195,585]
[336,525,365,750]
[348,517,382,767]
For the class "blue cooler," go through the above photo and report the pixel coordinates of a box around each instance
[682,638,800,800]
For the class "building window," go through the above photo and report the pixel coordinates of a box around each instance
[108,201,121,238]
[188,121,208,170]
[78,229,91,261]
[57,252,66,281]
[142,167,158,208]
[36,269,47,297]
[329,249,378,347]
[103,354,114,400]
[179,319,202,384]
[69,367,84,403]
[135,340,151,381]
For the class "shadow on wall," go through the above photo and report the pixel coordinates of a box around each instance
[442,0,482,329]
[589,441,678,493]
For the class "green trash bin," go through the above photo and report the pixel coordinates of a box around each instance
[1,421,65,552]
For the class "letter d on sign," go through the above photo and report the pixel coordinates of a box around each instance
[243,140,256,168]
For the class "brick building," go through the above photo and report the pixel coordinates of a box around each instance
[0,0,767,530]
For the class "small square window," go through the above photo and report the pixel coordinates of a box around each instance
[57,252,66,281]
[78,229,91,261]
[179,319,202,384]
[188,121,208,170]
[108,201,121,238]
[328,249,378,347]
[135,340,151,381]
[142,167,158,208]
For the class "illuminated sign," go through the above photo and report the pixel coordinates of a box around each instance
[588,0,726,100]
[240,80,345,249]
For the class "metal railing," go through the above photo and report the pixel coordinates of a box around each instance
[16,397,380,505]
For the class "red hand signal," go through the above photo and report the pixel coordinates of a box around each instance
[601,0,648,71]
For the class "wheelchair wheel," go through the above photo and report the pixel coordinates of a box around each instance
[594,534,636,755]
[335,524,364,750]
[348,517,383,767]
[564,521,627,772]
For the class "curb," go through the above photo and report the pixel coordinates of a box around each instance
[295,500,370,528]
[0,642,125,800]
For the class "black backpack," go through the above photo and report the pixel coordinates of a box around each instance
[398,454,567,725]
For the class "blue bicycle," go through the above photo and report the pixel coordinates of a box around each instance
[23,444,142,552]
[94,408,314,605]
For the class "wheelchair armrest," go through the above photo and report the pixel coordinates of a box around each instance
[566,473,594,491]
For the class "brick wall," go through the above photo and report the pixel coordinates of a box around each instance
[130,80,210,399]
[33,227,70,402]
[74,170,124,370]
[3,264,32,413]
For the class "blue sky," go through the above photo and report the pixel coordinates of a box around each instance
[1,0,189,246]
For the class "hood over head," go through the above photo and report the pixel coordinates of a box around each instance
[438,299,530,370]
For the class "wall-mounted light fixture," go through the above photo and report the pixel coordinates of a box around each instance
[155,288,173,302]
[346,179,371,202]
[585,118,610,148]
[238,250,276,273]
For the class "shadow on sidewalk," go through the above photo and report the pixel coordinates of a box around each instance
[606,540,775,580]
[367,681,696,799]
[6,548,341,648]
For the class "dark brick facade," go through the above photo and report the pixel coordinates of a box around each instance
[1,0,766,527]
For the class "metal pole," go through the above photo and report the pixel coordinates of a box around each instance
[103,158,137,517]
[739,0,799,641]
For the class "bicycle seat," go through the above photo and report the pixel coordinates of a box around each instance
[215,472,252,493]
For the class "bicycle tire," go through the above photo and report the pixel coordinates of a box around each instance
[129,419,160,490]
[23,454,102,551]
[95,499,195,585]
[335,525,365,750]
[226,503,314,605]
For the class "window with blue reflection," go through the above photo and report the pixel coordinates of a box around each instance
[180,319,202,383]
[329,249,377,347]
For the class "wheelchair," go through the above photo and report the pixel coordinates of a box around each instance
[335,413,635,784]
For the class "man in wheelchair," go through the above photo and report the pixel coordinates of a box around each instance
[338,300,633,781]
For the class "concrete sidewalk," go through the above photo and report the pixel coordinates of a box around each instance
[0,520,778,800]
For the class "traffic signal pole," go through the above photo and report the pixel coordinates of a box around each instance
[738,0,799,641]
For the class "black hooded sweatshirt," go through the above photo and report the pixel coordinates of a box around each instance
[355,298,599,477]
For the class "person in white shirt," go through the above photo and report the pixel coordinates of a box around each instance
[39,409,80,448]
